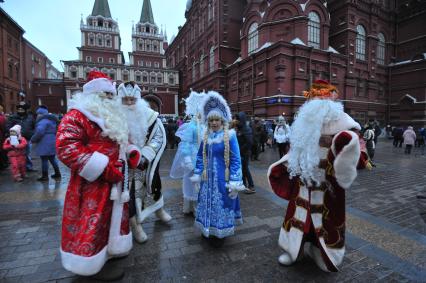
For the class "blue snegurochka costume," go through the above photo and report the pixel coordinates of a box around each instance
[170,91,205,214]
[190,91,245,238]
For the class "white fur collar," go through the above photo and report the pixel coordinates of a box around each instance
[70,105,106,132]
[206,129,236,144]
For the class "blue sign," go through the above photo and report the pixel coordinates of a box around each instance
[267,98,278,104]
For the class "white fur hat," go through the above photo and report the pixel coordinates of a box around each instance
[185,90,205,116]
[82,71,116,95]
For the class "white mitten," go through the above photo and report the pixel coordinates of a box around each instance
[226,182,245,199]
[190,174,201,194]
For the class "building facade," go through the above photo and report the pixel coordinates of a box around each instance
[166,0,426,127]
[63,0,180,115]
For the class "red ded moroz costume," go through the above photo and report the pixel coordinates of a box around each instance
[268,80,368,272]
[57,71,132,276]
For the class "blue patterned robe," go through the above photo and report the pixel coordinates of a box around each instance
[193,129,243,238]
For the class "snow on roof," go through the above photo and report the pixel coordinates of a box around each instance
[327,46,339,54]
[290,38,306,46]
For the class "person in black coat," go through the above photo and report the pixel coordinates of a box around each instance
[236,112,255,194]
[6,102,35,171]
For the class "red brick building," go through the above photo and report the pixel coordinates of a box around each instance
[63,0,179,115]
[166,0,426,127]
[0,8,64,114]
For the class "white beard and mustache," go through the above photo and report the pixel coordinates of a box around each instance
[69,93,129,146]
[122,99,150,149]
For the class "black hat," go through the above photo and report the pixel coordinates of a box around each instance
[17,101,29,110]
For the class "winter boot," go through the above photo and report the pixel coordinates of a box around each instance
[130,216,148,244]
[37,172,49,182]
[155,208,172,223]
[278,252,294,266]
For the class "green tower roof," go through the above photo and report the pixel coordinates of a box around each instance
[91,0,112,18]
[140,0,155,24]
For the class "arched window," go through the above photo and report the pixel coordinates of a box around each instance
[150,72,156,84]
[135,71,142,82]
[142,71,148,83]
[200,53,204,78]
[97,34,103,47]
[248,22,258,55]
[209,46,215,73]
[89,33,95,46]
[138,39,144,51]
[308,12,320,49]
[356,25,366,60]
[105,35,111,47]
[157,73,163,84]
[377,33,385,65]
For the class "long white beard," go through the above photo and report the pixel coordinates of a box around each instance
[287,99,344,186]
[123,99,150,149]
[69,93,129,146]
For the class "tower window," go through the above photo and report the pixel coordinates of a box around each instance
[356,25,366,61]
[377,33,386,65]
[86,56,92,62]
[248,22,258,55]
[308,12,320,49]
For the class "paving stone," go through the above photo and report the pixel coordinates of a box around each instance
[0,220,20,227]
[26,255,56,266]
[5,265,38,278]
[16,226,40,234]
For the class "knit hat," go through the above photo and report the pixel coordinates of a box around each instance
[303,80,339,100]
[10,125,21,137]
[83,71,116,95]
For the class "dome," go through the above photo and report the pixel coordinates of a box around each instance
[186,0,193,11]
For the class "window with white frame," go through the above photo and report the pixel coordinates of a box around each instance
[105,35,111,47]
[138,60,143,66]
[169,74,175,85]
[146,61,151,67]
[308,12,320,49]
[150,73,156,84]
[98,57,103,63]
[142,72,148,83]
[209,46,215,73]
[377,33,385,65]
[200,54,204,78]
[109,58,115,64]
[135,72,142,82]
[154,62,160,68]
[138,39,144,51]
[157,74,163,84]
[86,56,92,62]
[356,25,366,60]
[248,22,258,55]
[97,34,103,46]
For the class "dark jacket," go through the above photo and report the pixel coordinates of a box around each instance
[236,112,253,156]
[31,114,59,156]
[6,114,35,140]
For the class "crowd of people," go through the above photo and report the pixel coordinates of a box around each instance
[0,71,423,280]
[0,103,62,182]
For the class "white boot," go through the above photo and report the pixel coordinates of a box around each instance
[183,199,191,214]
[130,216,148,244]
[278,252,294,266]
[155,208,172,223]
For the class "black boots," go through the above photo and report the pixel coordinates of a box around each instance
[37,172,48,182]
[51,166,62,179]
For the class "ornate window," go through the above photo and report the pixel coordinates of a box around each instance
[86,56,92,62]
[142,71,149,83]
[89,33,95,46]
[98,57,103,63]
[105,35,112,47]
[97,34,103,46]
[154,62,160,68]
[377,33,385,65]
[169,74,175,85]
[138,39,144,51]
[157,74,163,84]
[146,40,151,51]
[308,12,320,49]
[135,71,142,82]
[356,25,366,60]
[150,72,156,84]
[122,70,129,82]
[209,46,215,73]
[200,53,204,78]
[248,22,258,55]
[109,58,115,64]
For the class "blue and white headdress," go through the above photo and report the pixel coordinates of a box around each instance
[201,91,232,123]
[117,82,142,98]
[185,90,205,116]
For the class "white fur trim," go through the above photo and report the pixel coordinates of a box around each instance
[78,151,109,182]
[305,243,331,272]
[294,206,308,222]
[190,174,202,183]
[201,91,232,123]
[141,146,156,162]
[127,144,142,166]
[60,246,108,276]
[311,191,325,205]
[321,112,361,135]
[83,78,116,95]
[278,227,304,263]
[311,213,323,229]
[318,237,345,270]
[331,131,360,189]
[146,120,167,193]
[299,186,309,201]
[108,196,132,256]
[110,185,119,200]
[137,195,164,223]
[69,106,106,132]
[267,153,289,191]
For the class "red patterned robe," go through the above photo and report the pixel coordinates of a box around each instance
[268,122,368,272]
[57,109,131,276]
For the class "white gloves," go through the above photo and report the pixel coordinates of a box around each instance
[190,174,201,194]
[226,182,246,199]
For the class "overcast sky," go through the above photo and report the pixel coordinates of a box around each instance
[1,0,187,71]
